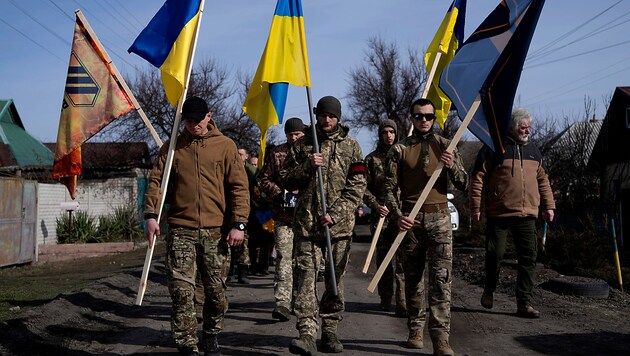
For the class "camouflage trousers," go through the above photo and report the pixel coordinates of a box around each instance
[375,222,406,312]
[274,221,296,310]
[166,227,230,352]
[293,235,351,338]
[399,210,452,341]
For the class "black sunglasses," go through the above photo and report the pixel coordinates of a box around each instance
[411,113,436,121]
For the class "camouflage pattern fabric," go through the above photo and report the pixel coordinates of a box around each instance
[375,223,406,311]
[382,130,468,343]
[166,227,230,352]
[279,123,366,240]
[399,210,453,341]
[274,221,296,309]
[364,142,406,309]
[259,143,295,224]
[293,235,352,337]
[280,123,365,339]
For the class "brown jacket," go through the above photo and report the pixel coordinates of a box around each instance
[470,137,555,218]
[383,130,468,221]
[144,119,249,228]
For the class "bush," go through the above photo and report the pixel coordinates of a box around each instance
[56,205,143,244]
[56,210,98,244]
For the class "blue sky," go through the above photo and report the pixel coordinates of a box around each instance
[1,0,629,155]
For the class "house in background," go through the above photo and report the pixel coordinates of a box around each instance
[590,86,630,245]
[0,98,153,267]
[0,99,54,180]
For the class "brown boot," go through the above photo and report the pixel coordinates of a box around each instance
[321,332,343,353]
[516,305,540,318]
[433,339,454,356]
[289,335,316,355]
[406,329,424,349]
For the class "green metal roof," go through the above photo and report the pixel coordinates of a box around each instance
[0,99,54,167]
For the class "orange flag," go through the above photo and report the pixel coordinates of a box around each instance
[52,14,134,199]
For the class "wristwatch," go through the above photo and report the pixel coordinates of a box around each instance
[233,222,246,231]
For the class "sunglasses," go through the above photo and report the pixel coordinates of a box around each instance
[411,113,436,121]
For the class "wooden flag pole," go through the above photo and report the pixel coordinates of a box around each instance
[304,87,338,296]
[368,94,480,292]
[74,10,162,148]
[408,52,443,137]
[135,0,206,306]
[362,216,385,273]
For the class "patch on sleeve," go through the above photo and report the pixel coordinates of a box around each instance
[349,162,366,177]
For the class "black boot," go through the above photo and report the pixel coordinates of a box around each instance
[203,335,221,356]
[237,265,250,284]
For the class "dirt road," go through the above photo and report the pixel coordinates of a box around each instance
[1,228,629,355]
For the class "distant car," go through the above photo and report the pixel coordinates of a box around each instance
[447,193,459,231]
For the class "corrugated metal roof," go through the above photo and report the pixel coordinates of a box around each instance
[550,119,602,167]
[0,99,54,168]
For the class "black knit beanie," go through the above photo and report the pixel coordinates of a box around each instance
[284,117,305,133]
[314,96,341,120]
[182,96,209,122]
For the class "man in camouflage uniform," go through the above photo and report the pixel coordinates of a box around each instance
[363,119,407,316]
[144,96,249,356]
[280,96,366,355]
[260,117,305,322]
[383,98,468,356]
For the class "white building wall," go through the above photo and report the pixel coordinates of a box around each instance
[36,177,139,245]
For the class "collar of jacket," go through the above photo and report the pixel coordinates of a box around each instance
[182,119,222,142]
[309,122,349,142]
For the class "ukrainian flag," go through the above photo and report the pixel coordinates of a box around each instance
[424,0,466,130]
[128,0,202,107]
[243,0,311,166]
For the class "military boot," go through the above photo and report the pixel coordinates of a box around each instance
[433,339,455,356]
[237,265,250,284]
[321,332,343,353]
[406,329,424,349]
[289,335,316,355]
[203,335,221,356]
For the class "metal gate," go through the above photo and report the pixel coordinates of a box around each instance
[0,177,37,267]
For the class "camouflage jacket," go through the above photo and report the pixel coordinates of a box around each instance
[280,124,366,239]
[363,144,395,227]
[383,130,468,221]
[259,143,295,224]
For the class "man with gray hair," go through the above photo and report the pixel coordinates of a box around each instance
[470,108,556,319]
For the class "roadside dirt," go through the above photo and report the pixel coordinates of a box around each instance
[1,230,629,355]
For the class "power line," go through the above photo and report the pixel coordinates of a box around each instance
[91,0,139,36]
[107,0,144,32]
[0,16,66,63]
[528,0,622,59]
[8,0,68,45]
[526,54,630,103]
[525,39,630,70]
[528,9,630,63]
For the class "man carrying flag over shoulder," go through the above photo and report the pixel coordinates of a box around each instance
[53,11,134,199]
[242,0,310,167]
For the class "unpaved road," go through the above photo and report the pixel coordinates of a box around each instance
[1,228,629,355]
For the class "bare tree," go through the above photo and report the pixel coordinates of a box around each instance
[98,58,260,156]
[345,37,425,135]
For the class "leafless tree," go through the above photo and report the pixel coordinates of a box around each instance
[97,58,260,156]
[345,37,425,136]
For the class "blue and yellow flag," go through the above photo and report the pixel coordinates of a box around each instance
[424,0,466,129]
[128,0,202,107]
[440,0,545,152]
[242,0,311,166]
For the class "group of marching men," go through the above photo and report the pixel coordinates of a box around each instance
[143,95,555,356]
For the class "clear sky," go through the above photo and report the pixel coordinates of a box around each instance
[1,0,629,155]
